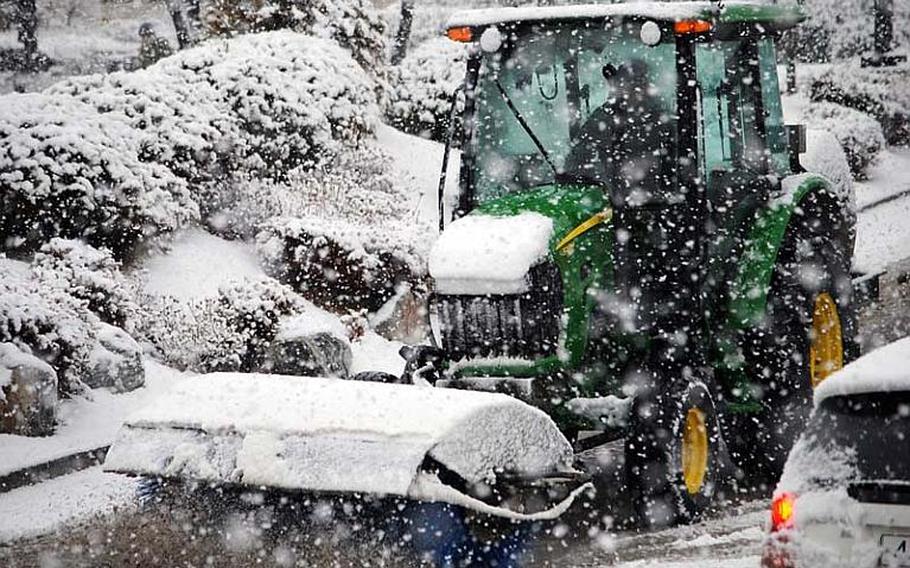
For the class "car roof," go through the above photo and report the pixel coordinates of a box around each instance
[447,1,805,31]
[814,336,910,405]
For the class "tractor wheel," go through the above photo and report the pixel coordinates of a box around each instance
[735,194,857,485]
[625,381,728,527]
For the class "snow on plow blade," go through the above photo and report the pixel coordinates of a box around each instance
[104,373,587,519]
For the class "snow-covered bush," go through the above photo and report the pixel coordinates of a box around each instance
[201,32,379,178]
[385,37,467,142]
[2,32,379,259]
[0,258,97,395]
[252,147,432,312]
[136,277,302,373]
[0,93,198,259]
[810,61,910,146]
[201,0,387,78]
[785,0,910,61]
[48,31,379,203]
[31,239,138,330]
[803,102,885,177]
[47,66,231,212]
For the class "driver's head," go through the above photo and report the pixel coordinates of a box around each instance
[603,59,650,99]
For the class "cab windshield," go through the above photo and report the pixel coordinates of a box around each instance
[469,19,679,204]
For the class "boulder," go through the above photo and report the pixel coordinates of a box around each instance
[261,315,352,378]
[85,323,146,393]
[370,284,430,344]
[0,343,58,436]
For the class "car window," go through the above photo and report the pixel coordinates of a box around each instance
[803,392,910,482]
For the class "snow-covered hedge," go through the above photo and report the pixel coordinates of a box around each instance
[385,37,467,142]
[0,258,97,395]
[783,0,910,61]
[136,277,302,373]
[252,147,431,312]
[47,31,379,199]
[202,0,387,79]
[1,31,379,258]
[31,239,138,331]
[0,93,197,258]
[810,62,910,146]
[803,102,885,177]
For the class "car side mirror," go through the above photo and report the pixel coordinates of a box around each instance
[787,124,807,172]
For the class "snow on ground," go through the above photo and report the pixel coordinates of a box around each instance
[853,148,910,273]
[611,556,760,567]
[0,361,184,477]
[137,228,265,301]
[351,331,406,376]
[0,466,135,543]
[375,123,460,227]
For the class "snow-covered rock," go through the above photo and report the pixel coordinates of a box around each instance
[261,314,352,379]
[86,323,145,393]
[0,343,58,436]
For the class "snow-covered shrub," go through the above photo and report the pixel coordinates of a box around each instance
[253,147,432,312]
[784,0,910,61]
[810,61,910,146]
[48,31,379,202]
[201,32,379,178]
[385,37,467,142]
[136,277,302,373]
[47,66,231,212]
[0,93,198,259]
[804,129,855,217]
[201,0,386,78]
[803,102,885,177]
[31,238,138,330]
[0,258,97,395]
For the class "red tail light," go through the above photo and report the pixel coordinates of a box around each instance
[771,492,796,532]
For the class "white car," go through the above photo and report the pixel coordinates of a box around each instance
[763,336,910,568]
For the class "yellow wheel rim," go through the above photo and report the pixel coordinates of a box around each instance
[682,408,709,496]
[809,292,844,388]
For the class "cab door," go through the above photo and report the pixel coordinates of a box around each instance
[694,36,785,316]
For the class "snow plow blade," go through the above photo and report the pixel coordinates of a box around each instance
[104,373,588,519]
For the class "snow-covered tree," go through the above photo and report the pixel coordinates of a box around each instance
[201,0,386,77]
[385,37,467,142]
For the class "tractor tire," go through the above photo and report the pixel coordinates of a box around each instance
[625,381,729,527]
[734,193,857,486]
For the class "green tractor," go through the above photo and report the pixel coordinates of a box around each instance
[419,0,856,520]
[104,1,857,530]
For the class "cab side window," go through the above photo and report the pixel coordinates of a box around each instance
[757,38,790,174]
[695,41,767,181]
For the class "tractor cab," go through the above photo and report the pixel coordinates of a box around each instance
[431,2,808,394]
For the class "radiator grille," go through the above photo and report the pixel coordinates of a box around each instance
[435,262,564,360]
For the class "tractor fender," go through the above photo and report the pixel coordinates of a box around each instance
[727,173,851,329]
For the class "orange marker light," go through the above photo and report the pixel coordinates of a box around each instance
[674,20,713,34]
[770,492,796,532]
[447,26,473,43]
